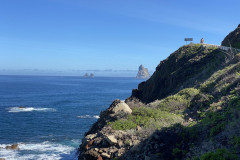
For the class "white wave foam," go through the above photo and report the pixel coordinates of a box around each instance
[8,107,56,113]
[77,115,99,119]
[0,141,77,160]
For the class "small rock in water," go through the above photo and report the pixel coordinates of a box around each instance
[19,106,25,109]
[5,144,19,150]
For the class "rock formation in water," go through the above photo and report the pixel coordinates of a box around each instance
[83,73,89,77]
[78,24,240,160]
[89,73,94,78]
[136,65,150,79]
[83,73,94,78]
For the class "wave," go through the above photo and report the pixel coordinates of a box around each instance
[0,141,77,160]
[77,115,100,119]
[8,107,56,113]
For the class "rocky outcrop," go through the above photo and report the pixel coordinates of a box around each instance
[5,144,19,150]
[129,44,226,103]
[83,73,94,78]
[89,73,94,78]
[78,100,136,159]
[222,24,240,49]
[136,65,150,79]
[84,100,132,135]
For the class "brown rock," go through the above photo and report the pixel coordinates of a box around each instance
[88,139,94,146]
[97,156,103,160]
[19,106,25,109]
[84,139,94,151]
[84,144,89,151]
[5,144,19,150]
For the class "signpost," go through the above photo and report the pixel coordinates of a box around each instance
[184,38,193,44]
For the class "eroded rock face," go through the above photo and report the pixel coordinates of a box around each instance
[222,24,240,49]
[136,65,150,79]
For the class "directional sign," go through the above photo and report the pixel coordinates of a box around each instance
[184,38,193,41]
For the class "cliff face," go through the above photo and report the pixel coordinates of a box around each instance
[130,44,226,103]
[136,65,150,79]
[222,24,240,49]
[78,25,240,160]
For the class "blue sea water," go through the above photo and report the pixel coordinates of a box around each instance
[0,75,142,160]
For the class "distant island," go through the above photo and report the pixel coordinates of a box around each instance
[83,73,94,78]
[136,64,150,79]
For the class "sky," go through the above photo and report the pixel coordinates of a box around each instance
[0,0,239,76]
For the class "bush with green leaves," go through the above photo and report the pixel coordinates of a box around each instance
[199,149,238,160]
[157,88,200,113]
[109,107,183,130]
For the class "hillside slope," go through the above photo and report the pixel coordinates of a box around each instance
[78,25,240,160]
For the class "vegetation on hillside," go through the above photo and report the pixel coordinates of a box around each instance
[108,43,240,159]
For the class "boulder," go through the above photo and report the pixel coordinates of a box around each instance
[105,135,118,145]
[108,100,132,114]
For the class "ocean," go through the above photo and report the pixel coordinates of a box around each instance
[0,75,142,160]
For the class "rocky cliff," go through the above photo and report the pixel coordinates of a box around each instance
[222,24,240,49]
[130,44,226,103]
[136,65,150,79]
[78,25,240,160]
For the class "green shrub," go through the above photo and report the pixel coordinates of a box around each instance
[200,149,238,160]
[109,107,183,130]
[157,88,199,113]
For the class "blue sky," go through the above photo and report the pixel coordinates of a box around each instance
[0,0,239,76]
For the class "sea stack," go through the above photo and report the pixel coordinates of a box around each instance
[83,73,94,78]
[83,73,89,78]
[89,73,94,78]
[136,64,150,79]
